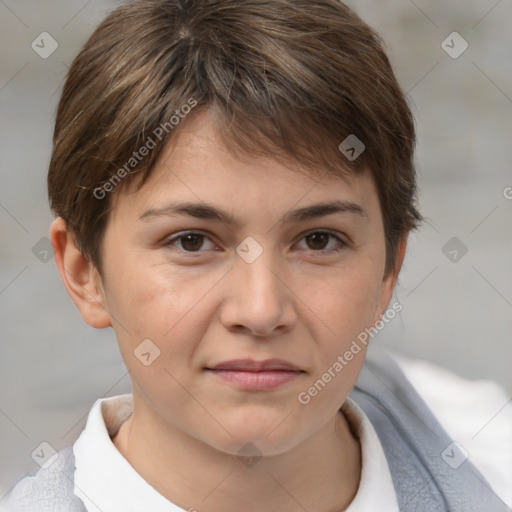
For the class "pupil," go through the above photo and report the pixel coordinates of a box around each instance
[308,233,328,250]
[182,234,202,251]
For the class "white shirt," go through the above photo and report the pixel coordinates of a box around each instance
[72,393,400,512]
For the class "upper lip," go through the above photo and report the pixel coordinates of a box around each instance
[207,359,302,372]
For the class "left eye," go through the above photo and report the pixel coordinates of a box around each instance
[163,230,346,254]
[295,231,346,253]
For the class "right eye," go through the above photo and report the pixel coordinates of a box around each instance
[162,231,219,253]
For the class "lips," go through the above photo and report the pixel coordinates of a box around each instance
[207,359,302,372]
[205,359,304,391]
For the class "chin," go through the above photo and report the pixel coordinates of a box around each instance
[208,415,304,458]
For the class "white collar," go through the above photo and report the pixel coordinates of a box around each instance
[342,396,399,512]
[73,394,398,512]
[73,395,180,511]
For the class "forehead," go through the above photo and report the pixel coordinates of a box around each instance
[110,111,380,225]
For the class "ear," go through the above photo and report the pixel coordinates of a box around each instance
[374,234,408,322]
[49,216,112,329]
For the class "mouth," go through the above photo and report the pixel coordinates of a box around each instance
[205,359,305,391]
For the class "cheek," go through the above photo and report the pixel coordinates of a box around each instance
[105,256,201,332]
[294,270,380,418]
[103,256,224,374]
[307,262,383,346]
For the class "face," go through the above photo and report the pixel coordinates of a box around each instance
[87,110,398,456]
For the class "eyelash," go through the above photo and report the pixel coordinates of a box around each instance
[162,230,348,256]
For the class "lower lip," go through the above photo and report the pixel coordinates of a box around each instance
[207,369,303,390]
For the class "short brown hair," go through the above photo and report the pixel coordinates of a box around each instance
[48,0,422,277]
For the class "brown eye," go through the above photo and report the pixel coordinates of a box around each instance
[179,234,204,252]
[164,232,216,252]
[296,230,346,254]
[305,232,330,250]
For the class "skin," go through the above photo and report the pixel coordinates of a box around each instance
[50,109,406,512]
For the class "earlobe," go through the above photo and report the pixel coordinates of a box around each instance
[49,217,112,329]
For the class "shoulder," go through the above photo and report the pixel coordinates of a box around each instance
[0,446,86,512]
[392,352,512,508]
[351,347,512,510]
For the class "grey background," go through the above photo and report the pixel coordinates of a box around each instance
[1,0,511,497]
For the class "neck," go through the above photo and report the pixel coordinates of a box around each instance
[112,393,361,512]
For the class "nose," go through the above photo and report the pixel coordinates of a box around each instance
[219,244,297,339]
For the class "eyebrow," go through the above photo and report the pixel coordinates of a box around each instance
[138,199,367,226]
